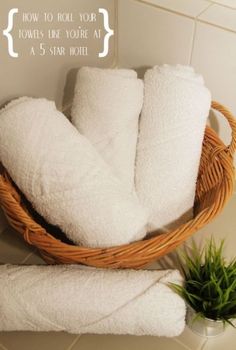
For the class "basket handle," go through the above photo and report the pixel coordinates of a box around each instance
[211,101,236,157]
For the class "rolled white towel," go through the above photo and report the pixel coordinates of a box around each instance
[136,65,211,233]
[0,97,147,248]
[71,67,143,191]
[0,264,186,336]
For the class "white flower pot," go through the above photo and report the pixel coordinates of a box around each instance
[186,306,226,337]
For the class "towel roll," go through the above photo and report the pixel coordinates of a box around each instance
[71,67,143,191]
[136,65,211,233]
[0,97,147,248]
[0,264,186,336]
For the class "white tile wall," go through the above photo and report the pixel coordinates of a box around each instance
[203,325,236,350]
[191,22,236,147]
[70,334,186,350]
[186,194,236,260]
[118,0,195,69]
[142,0,236,11]
[139,0,210,17]
[199,4,236,32]
[0,332,79,350]
[210,0,236,9]
[0,227,33,264]
[175,326,206,350]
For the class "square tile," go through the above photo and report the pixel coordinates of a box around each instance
[140,0,210,18]
[0,331,78,350]
[210,0,236,9]
[186,194,236,260]
[0,345,7,350]
[23,250,47,265]
[191,22,236,163]
[175,326,206,350]
[72,334,186,350]
[118,0,195,70]
[0,226,34,264]
[203,324,236,350]
[147,250,183,270]
[199,4,236,32]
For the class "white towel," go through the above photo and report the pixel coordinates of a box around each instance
[0,97,147,248]
[136,65,211,233]
[71,67,143,191]
[0,264,186,336]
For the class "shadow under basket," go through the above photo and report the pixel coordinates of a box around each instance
[0,101,235,269]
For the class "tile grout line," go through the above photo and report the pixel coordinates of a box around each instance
[199,337,208,350]
[0,225,36,265]
[188,19,197,65]
[20,250,35,264]
[135,0,203,20]
[188,3,213,65]
[196,2,214,19]
[197,17,236,34]
[208,0,236,10]
[0,343,8,350]
[65,335,82,350]
[173,337,192,350]
[133,0,236,34]
[139,0,236,12]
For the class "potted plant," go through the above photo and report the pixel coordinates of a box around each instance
[171,238,236,337]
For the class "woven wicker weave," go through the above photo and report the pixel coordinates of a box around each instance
[0,101,235,268]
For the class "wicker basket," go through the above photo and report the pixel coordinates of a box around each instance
[0,101,235,268]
